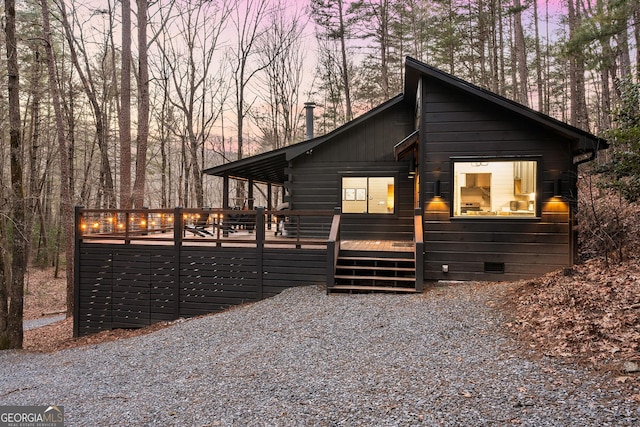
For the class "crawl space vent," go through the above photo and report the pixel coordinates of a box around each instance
[484,262,505,274]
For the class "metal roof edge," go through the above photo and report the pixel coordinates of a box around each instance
[285,94,406,161]
[204,95,406,176]
[404,56,609,151]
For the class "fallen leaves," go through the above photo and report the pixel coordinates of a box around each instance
[505,257,640,383]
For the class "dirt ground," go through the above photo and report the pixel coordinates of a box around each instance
[21,260,640,386]
[22,269,175,352]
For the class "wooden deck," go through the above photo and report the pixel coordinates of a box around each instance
[74,207,423,337]
[80,219,413,253]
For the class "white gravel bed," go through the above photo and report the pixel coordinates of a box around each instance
[1,282,638,426]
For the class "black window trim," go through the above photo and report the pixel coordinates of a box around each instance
[449,155,543,220]
[339,172,400,217]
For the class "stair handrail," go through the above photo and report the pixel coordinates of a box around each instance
[414,207,424,292]
[326,207,341,290]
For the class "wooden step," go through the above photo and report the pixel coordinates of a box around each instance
[334,274,415,282]
[336,265,415,273]
[338,256,415,263]
[329,285,418,293]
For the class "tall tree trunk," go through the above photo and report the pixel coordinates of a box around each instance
[567,0,589,129]
[132,0,149,208]
[489,0,499,92]
[533,0,544,112]
[2,0,26,349]
[635,9,640,79]
[337,0,353,121]
[119,0,132,208]
[41,0,74,317]
[379,0,390,99]
[498,0,506,96]
[513,0,529,106]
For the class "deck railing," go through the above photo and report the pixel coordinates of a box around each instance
[74,206,334,337]
[326,207,342,289]
[76,206,335,248]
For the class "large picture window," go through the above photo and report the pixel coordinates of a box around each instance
[453,159,537,217]
[342,176,395,214]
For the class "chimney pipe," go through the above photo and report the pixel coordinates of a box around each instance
[304,102,315,140]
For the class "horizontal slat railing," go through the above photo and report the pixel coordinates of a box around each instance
[74,206,333,337]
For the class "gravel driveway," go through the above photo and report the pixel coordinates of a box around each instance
[1,282,638,426]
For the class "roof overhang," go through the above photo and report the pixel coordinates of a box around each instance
[204,95,406,184]
[403,56,609,157]
[394,130,419,161]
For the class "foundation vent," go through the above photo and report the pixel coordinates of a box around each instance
[484,262,505,274]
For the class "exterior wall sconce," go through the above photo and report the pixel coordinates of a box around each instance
[554,179,562,197]
[434,180,441,197]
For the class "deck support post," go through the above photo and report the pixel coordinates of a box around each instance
[124,211,131,244]
[248,179,254,210]
[223,176,230,237]
[73,206,84,337]
[326,207,341,293]
[266,183,272,230]
[255,207,265,301]
[173,207,183,319]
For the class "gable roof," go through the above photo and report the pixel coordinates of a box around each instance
[403,56,608,155]
[205,57,608,184]
[203,94,405,184]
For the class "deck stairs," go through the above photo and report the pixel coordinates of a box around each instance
[330,248,418,293]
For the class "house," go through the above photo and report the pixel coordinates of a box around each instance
[204,56,608,284]
[73,57,608,336]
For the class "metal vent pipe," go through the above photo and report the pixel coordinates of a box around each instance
[304,102,316,140]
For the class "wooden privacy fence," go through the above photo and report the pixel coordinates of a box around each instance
[73,207,332,337]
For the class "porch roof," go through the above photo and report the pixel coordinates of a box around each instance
[203,95,405,185]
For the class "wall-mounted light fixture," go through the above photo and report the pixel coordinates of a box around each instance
[408,153,417,178]
[434,180,441,197]
[554,179,562,197]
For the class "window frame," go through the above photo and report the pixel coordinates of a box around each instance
[339,173,399,216]
[449,156,542,219]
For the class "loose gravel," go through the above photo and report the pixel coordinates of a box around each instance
[1,282,638,426]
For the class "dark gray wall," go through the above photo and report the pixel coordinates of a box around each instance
[289,101,417,241]
[421,77,575,281]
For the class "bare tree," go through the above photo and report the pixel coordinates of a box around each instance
[56,0,117,209]
[512,0,529,106]
[120,0,132,208]
[311,0,354,121]
[228,0,276,205]
[40,0,75,317]
[253,0,307,150]
[567,0,589,130]
[1,0,26,349]
[154,0,231,207]
[132,0,149,208]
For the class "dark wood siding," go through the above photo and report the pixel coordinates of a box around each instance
[290,101,416,241]
[263,248,326,297]
[421,77,574,280]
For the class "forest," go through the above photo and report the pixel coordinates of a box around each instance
[0,0,638,349]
